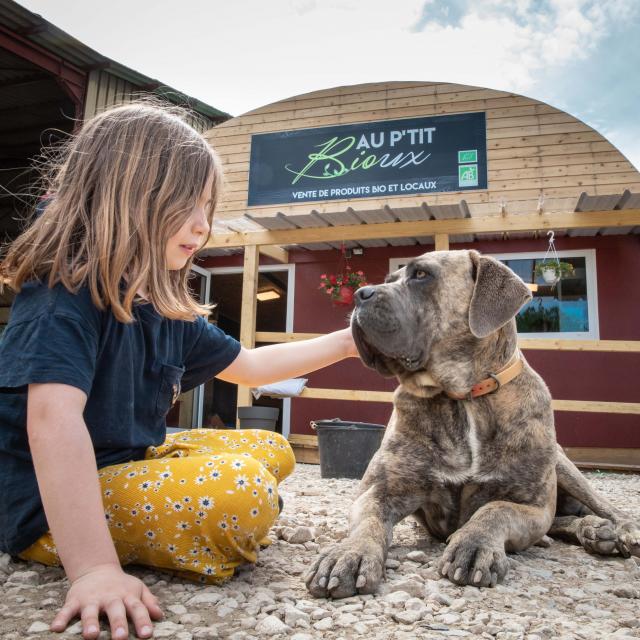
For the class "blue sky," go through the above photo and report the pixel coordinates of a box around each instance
[16,0,640,170]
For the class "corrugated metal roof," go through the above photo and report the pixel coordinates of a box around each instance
[199,191,640,256]
[570,190,639,237]
[241,199,476,249]
[0,0,230,121]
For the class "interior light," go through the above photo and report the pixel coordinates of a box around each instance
[256,289,281,301]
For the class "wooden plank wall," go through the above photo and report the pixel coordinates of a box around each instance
[205,82,640,222]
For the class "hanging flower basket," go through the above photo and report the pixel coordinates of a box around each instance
[541,268,558,284]
[534,259,574,284]
[319,268,368,306]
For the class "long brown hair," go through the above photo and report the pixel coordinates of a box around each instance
[0,100,222,322]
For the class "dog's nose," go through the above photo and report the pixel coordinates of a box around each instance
[355,286,376,303]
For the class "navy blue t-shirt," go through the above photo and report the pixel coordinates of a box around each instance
[0,280,241,555]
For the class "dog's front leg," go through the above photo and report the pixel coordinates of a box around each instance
[305,482,425,599]
[439,497,555,588]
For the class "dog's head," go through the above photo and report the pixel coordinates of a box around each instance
[350,250,531,381]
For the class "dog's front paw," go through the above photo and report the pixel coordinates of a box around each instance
[576,515,618,555]
[438,533,509,588]
[615,521,640,558]
[305,539,385,599]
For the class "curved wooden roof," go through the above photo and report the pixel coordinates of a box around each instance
[205,81,640,233]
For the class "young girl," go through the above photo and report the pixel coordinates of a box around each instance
[0,102,358,640]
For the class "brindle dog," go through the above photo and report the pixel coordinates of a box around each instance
[306,250,640,598]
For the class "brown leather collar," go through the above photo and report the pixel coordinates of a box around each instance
[446,350,523,400]
[408,350,523,400]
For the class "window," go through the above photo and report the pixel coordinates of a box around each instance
[492,250,599,340]
[389,250,599,340]
[389,257,412,273]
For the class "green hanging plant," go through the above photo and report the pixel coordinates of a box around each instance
[534,260,575,283]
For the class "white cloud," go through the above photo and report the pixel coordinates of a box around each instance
[411,0,639,94]
[13,0,640,169]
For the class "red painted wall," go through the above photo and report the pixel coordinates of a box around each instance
[202,234,640,448]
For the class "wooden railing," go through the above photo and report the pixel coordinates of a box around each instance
[255,332,640,470]
[256,332,640,416]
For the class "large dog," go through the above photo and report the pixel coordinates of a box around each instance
[306,250,639,598]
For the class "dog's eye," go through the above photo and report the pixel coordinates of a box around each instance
[414,269,429,280]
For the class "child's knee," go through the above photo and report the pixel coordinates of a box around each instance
[267,432,296,481]
[201,453,279,511]
[199,454,279,539]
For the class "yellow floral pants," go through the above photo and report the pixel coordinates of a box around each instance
[20,429,295,583]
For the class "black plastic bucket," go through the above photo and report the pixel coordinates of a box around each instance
[311,418,385,479]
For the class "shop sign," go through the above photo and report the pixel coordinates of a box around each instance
[247,112,487,206]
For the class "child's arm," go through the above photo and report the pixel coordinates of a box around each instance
[217,326,358,386]
[27,383,163,640]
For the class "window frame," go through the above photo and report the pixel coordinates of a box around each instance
[489,249,599,340]
[389,257,414,273]
[389,249,600,341]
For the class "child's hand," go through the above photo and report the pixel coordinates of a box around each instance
[50,563,163,639]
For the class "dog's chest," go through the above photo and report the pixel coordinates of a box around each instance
[463,404,482,474]
[432,403,499,485]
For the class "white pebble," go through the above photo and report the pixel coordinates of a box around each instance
[186,592,223,606]
[8,571,39,586]
[255,614,289,635]
[27,621,50,634]
[313,617,334,631]
[167,604,188,615]
[154,621,184,638]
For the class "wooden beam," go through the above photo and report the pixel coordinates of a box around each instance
[257,332,640,353]
[296,387,640,414]
[434,233,450,251]
[256,331,322,342]
[300,387,394,402]
[237,245,259,414]
[552,400,640,415]
[205,209,640,248]
[288,437,639,472]
[240,245,260,349]
[289,435,321,464]
[259,245,289,263]
[288,434,318,446]
[563,447,640,472]
[518,339,640,352]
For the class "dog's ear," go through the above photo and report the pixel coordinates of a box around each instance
[468,251,532,339]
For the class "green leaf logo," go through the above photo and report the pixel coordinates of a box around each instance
[458,149,477,163]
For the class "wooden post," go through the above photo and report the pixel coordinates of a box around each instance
[236,245,259,422]
[259,245,289,263]
[435,233,449,251]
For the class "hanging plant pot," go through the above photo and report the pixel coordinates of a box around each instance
[535,259,574,284]
[334,285,355,306]
[541,268,559,284]
[319,268,367,306]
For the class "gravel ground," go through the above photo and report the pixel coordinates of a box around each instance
[1,464,639,639]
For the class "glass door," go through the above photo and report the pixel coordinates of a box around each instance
[165,265,211,430]
[201,265,294,436]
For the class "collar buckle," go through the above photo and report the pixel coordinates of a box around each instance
[487,373,502,394]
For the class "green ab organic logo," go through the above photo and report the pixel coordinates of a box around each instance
[459,165,478,187]
[458,149,478,187]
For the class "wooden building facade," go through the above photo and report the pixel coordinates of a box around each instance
[200,81,640,471]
